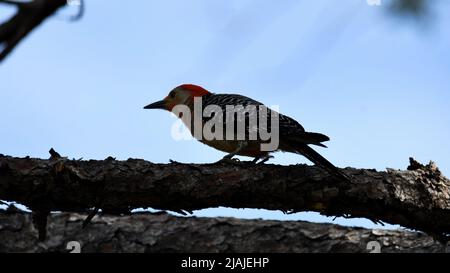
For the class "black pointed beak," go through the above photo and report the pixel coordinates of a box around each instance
[144,100,166,110]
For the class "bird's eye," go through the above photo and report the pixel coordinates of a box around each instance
[169,92,176,98]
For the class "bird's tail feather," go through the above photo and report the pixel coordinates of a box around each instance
[287,132,330,148]
[293,144,349,181]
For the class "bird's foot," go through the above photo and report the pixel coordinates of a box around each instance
[216,156,241,165]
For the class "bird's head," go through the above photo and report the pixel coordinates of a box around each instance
[144,84,211,111]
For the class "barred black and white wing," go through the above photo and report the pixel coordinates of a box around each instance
[202,93,328,146]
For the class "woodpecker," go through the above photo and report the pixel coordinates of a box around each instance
[144,84,348,180]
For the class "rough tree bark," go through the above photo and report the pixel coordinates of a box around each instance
[1,152,450,245]
[0,210,447,253]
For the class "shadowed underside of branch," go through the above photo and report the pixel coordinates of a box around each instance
[1,152,450,241]
[0,211,447,253]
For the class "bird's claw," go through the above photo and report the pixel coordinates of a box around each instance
[216,157,241,165]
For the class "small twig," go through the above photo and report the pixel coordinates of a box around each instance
[31,208,49,241]
[68,0,84,21]
[49,148,61,160]
[82,206,100,229]
[82,173,107,228]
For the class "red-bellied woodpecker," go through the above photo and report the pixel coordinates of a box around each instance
[144,84,348,180]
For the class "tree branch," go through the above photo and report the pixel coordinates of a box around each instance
[0,210,446,253]
[0,0,68,62]
[0,152,450,241]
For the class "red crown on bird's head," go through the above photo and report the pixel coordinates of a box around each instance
[178,84,211,97]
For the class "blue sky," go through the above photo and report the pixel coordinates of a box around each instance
[1,0,449,229]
